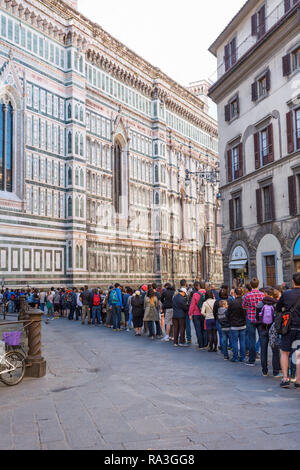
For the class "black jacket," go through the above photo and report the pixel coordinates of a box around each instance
[227,297,246,328]
[276,289,300,330]
[160,288,175,310]
[131,296,144,317]
[172,294,189,319]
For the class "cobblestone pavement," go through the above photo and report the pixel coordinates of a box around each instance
[1,318,300,450]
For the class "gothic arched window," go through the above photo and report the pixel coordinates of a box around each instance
[67,196,72,217]
[68,131,72,154]
[0,101,13,192]
[114,143,122,213]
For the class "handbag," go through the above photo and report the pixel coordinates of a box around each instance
[275,296,300,336]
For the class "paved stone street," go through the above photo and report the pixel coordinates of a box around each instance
[1,318,300,450]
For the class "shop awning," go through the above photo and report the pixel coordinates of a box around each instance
[229,260,248,270]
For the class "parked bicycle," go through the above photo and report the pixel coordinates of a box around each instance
[0,331,26,386]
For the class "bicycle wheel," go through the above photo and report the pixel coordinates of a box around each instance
[0,351,26,386]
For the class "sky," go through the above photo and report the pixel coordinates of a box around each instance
[78,0,246,118]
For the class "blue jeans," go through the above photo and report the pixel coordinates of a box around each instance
[148,321,162,337]
[222,330,232,358]
[8,301,15,313]
[193,316,207,348]
[216,320,223,352]
[92,306,101,324]
[128,312,133,328]
[186,316,191,342]
[231,329,246,362]
[246,319,259,364]
[40,303,45,312]
[112,305,122,329]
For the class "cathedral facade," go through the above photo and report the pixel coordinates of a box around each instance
[0,0,222,288]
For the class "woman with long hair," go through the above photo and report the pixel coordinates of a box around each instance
[144,289,163,339]
[131,290,144,336]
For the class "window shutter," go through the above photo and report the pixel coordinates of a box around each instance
[269,184,276,221]
[267,124,274,163]
[288,175,297,216]
[286,111,294,154]
[238,143,244,178]
[224,44,230,72]
[251,82,258,102]
[229,200,234,231]
[227,149,233,182]
[254,132,260,169]
[236,97,240,114]
[284,0,291,12]
[251,14,257,36]
[282,54,291,76]
[256,189,263,224]
[225,104,231,122]
[231,37,237,66]
[259,5,266,38]
[266,69,271,92]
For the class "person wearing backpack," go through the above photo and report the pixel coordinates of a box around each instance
[108,283,123,331]
[276,273,300,389]
[227,288,247,363]
[201,290,217,352]
[188,282,207,349]
[80,286,92,325]
[255,288,281,378]
[92,288,102,326]
[215,300,231,360]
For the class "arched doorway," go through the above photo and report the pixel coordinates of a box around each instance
[294,236,300,273]
[229,245,249,287]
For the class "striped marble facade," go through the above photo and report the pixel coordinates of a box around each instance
[0,0,223,288]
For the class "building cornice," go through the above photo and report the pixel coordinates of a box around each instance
[209,5,300,103]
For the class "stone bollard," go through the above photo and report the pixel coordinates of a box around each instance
[25,307,47,378]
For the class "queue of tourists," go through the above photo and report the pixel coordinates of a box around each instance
[1,273,300,390]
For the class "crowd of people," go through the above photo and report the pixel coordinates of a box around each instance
[1,273,300,390]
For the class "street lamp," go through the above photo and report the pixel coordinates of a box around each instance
[185,168,220,186]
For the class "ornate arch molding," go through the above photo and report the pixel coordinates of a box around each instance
[253,223,288,258]
[288,218,300,253]
[0,55,24,206]
[224,230,256,261]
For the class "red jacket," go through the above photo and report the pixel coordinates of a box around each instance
[189,290,206,318]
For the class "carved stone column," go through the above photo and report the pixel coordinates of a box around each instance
[25,307,47,378]
[18,295,29,322]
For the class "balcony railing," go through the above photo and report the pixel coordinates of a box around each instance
[209,0,298,83]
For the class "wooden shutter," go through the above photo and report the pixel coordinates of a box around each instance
[229,199,234,231]
[286,111,294,154]
[258,5,266,38]
[227,149,233,182]
[231,37,237,66]
[251,14,257,36]
[284,0,291,12]
[266,69,271,92]
[269,184,276,221]
[252,82,258,101]
[267,124,274,163]
[225,104,231,122]
[282,54,291,76]
[288,175,297,216]
[254,132,260,169]
[224,44,230,72]
[256,188,263,224]
[238,143,244,178]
